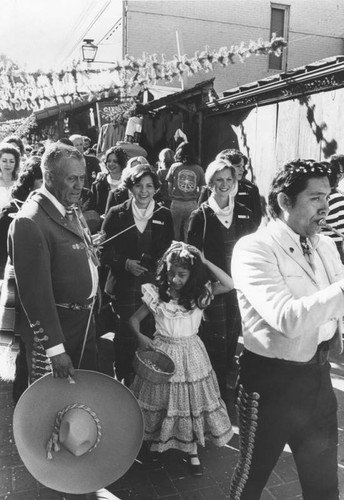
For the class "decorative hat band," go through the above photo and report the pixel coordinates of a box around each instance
[46,403,102,460]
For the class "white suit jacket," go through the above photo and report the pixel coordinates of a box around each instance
[232,218,344,361]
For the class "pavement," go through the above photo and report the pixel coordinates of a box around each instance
[1,339,344,500]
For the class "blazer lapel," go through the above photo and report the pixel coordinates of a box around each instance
[118,200,135,229]
[33,193,82,238]
[269,220,316,281]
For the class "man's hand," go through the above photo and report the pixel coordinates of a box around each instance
[50,352,75,379]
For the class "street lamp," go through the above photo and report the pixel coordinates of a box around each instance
[81,39,116,64]
[82,39,98,63]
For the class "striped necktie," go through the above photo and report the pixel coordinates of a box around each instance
[300,236,315,271]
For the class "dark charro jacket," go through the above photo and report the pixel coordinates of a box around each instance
[7,192,94,351]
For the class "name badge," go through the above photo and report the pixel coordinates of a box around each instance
[152,220,164,225]
[238,215,249,219]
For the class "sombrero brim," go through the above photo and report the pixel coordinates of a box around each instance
[13,370,144,494]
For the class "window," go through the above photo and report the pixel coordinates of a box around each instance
[269,3,290,71]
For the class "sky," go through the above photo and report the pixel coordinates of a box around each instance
[1,0,123,72]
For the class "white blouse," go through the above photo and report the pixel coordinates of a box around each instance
[141,283,210,338]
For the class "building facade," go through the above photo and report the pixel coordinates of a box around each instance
[203,56,344,214]
[123,0,344,95]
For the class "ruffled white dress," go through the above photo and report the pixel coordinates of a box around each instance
[130,283,233,453]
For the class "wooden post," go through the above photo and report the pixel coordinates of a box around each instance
[176,30,188,91]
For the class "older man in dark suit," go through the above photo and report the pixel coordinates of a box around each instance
[8,142,99,381]
[8,143,119,499]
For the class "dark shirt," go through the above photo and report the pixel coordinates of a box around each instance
[90,173,112,216]
[0,202,19,279]
[84,155,101,189]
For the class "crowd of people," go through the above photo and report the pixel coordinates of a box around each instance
[0,132,344,500]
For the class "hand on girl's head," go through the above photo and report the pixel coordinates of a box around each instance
[192,247,205,262]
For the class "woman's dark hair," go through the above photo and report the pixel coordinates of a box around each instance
[103,146,128,170]
[329,154,344,188]
[155,242,211,311]
[216,149,248,167]
[0,143,21,180]
[268,159,331,219]
[121,164,160,191]
[324,160,339,189]
[330,154,344,171]
[58,137,74,147]
[158,148,174,169]
[2,135,25,156]
[11,156,42,201]
[174,142,196,164]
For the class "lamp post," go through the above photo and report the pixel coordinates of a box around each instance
[81,39,116,65]
[81,39,98,63]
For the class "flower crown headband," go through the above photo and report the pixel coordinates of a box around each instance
[283,161,331,188]
[286,161,331,176]
[167,241,197,264]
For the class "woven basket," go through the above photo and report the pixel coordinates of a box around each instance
[132,348,175,384]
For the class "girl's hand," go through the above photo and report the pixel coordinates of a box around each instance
[193,247,206,264]
[137,333,154,350]
[126,259,148,276]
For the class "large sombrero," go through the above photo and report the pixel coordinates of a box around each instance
[13,370,144,494]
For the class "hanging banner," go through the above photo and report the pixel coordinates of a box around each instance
[96,102,121,127]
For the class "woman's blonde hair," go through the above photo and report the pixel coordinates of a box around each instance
[205,159,237,187]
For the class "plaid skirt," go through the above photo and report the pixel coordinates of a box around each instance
[200,289,241,399]
[130,334,233,453]
[112,275,155,382]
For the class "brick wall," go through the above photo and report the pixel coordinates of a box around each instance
[125,0,344,95]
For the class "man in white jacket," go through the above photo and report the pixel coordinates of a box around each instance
[229,159,343,500]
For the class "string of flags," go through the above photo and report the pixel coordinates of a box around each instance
[0,35,286,112]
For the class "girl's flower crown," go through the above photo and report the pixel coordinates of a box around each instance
[167,241,198,264]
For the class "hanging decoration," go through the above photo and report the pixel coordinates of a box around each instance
[0,114,37,141]
[0,35,286,112]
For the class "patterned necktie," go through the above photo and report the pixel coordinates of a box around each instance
[300,236,315,271]
[65,206,99,266]
[65,206,82,236]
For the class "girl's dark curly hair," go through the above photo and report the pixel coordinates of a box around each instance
[11,156,42,201]
[155,242,211,310]
[103,146,128,171]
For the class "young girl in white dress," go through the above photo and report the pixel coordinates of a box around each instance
[129,241,234,476]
